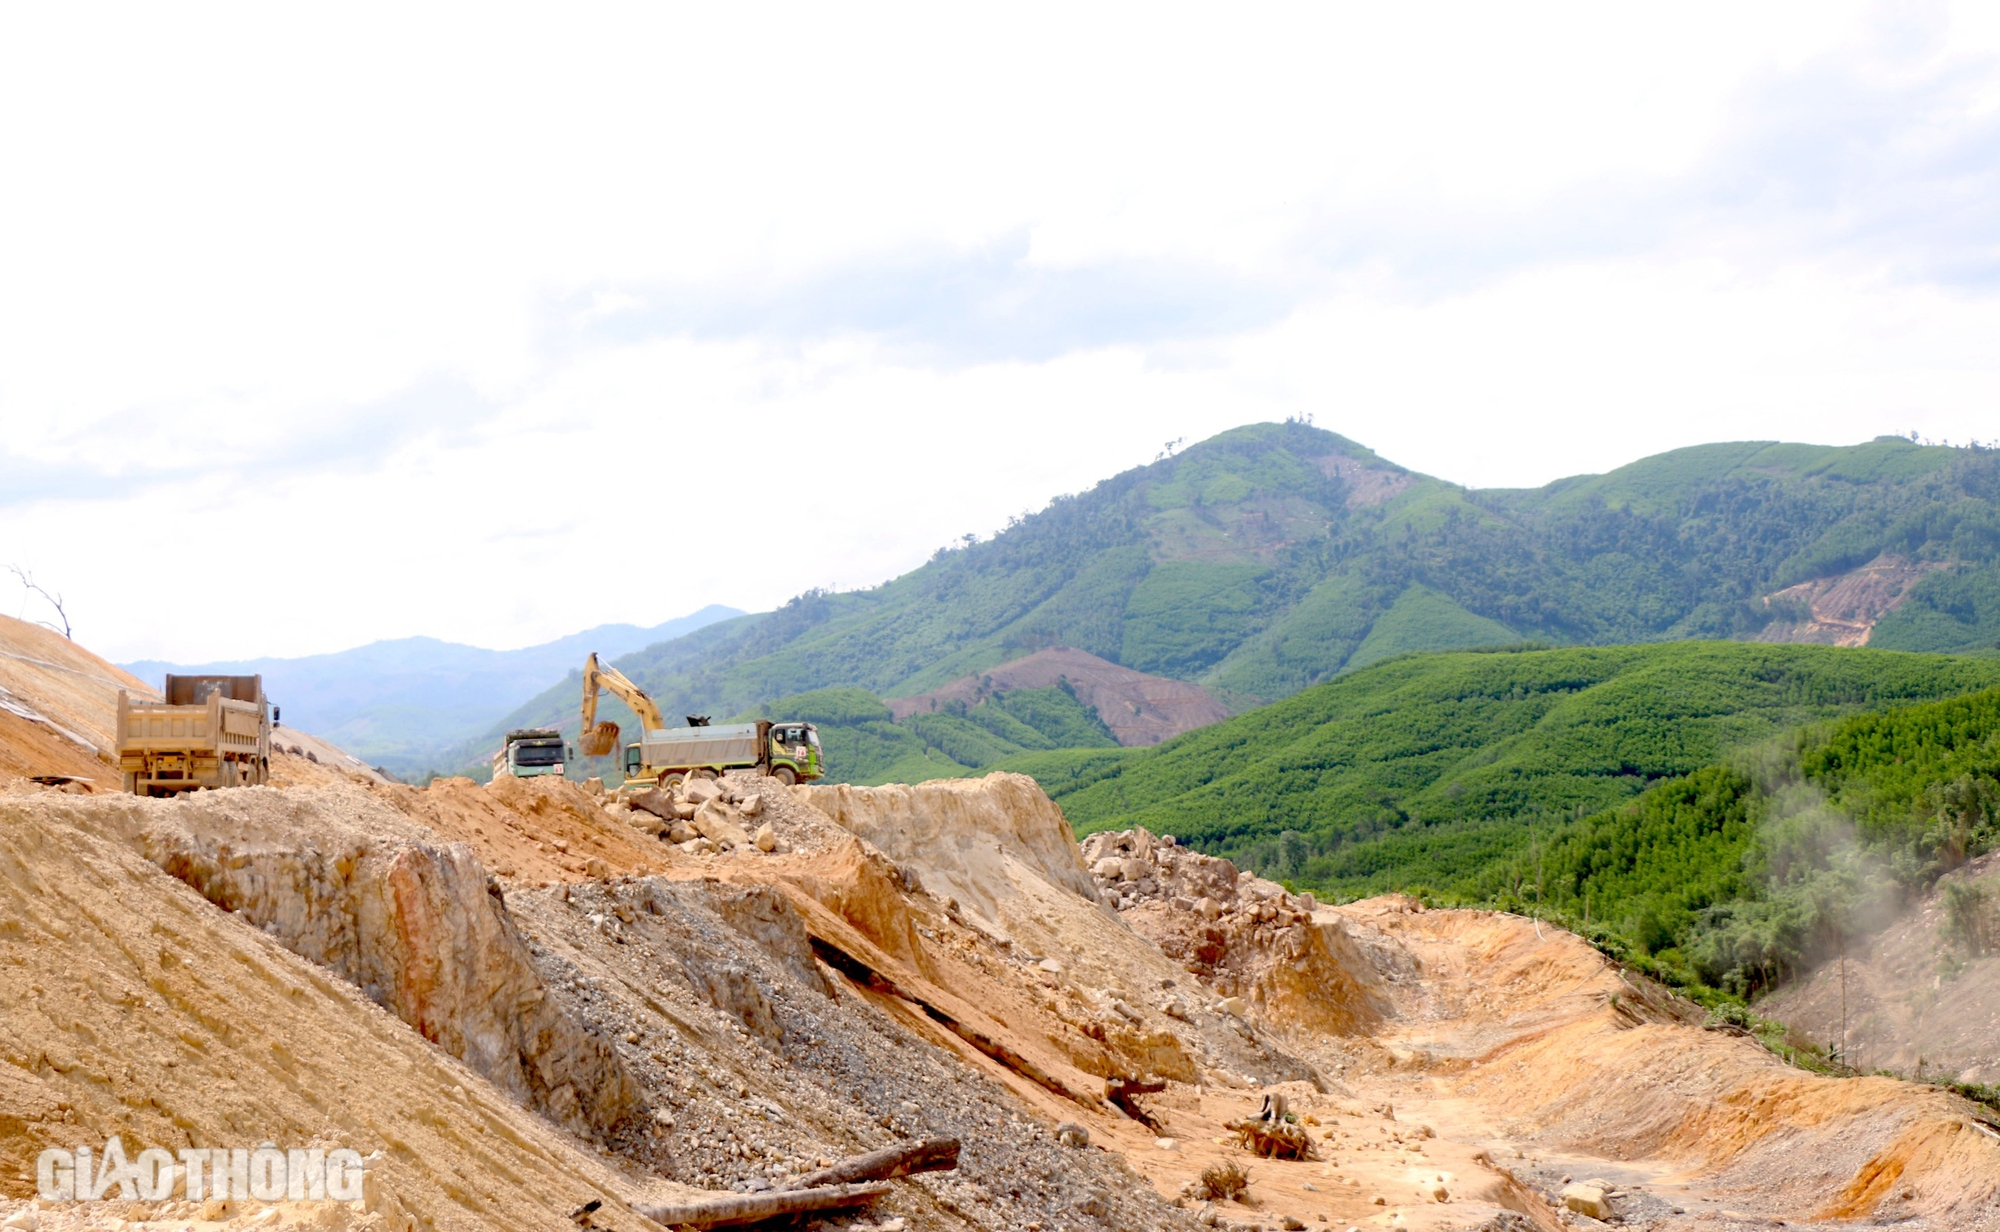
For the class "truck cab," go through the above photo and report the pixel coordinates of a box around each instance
[767,722,822,783]
[495,728,570,779]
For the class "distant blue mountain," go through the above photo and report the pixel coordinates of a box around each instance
[124,605,742,776]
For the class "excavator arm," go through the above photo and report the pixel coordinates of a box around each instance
[580,652,668,757]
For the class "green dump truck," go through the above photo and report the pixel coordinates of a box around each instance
[493,727,572,779]
[623,719,823,787]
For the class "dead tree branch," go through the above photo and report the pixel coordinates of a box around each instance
[8,565,70,639]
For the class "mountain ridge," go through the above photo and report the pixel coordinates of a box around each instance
[478,424,2000,776]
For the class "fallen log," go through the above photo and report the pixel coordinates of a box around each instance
[794,1137,960,1188]
[808,936,1099,1109]
[634,1181,889,1228]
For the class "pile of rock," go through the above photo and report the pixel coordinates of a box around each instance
[1081,827,1316,925]
[1082,827,1378,1034]
[604,776,785,855]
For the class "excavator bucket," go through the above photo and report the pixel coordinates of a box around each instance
[580,721,620,758]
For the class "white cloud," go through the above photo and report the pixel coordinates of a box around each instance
[2,2,1998,660]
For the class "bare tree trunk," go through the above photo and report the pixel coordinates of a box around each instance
[794,1137,960,1188]
[634,1181,890,1228]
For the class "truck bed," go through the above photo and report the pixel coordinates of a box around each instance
[640,723,763,770]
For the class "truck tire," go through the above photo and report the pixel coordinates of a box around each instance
[691,768,718,780]
[770,765,797,786]
[659,771,686,789]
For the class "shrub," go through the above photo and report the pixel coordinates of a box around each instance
[1197,1162,1250,1202]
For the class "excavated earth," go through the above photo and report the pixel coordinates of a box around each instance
[2,615,1999,1231]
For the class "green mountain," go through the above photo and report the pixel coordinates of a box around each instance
[476,424,2000,775]
[1046,640,2000,853]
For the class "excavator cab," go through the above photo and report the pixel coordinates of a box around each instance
[624,742,643,777]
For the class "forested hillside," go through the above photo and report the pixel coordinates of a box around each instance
[1050,641,2000,850]
[1045,642,2000,1005]
[476,424,2000,775]
[1451,684,2000,1003]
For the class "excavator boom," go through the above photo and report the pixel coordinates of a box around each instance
[580,652,668,758]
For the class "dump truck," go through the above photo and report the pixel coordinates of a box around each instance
[493,728,571,779]
[117,675,272,796]
[625,719,823,786]
[577,652,824,786]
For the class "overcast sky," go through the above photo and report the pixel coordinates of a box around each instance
[4,3,1999,662]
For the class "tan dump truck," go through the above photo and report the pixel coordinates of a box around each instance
[117,675,272,796]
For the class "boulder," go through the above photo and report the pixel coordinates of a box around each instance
[691,800,752,848]
[754,823,777,853]
[682,777,723,804]
[1561,1184,1614,1220]
[1195,896,1223,921]
[628,789,676,821]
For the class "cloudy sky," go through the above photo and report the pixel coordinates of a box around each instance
[4,2,1999,662]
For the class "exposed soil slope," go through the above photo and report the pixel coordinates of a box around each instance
[1756,555,1943,646]
[886,647,1231,747]
[0,784,680,1231]
[1762,849,2000,1085]
[0,614,151,782]
[5,638,2000,1232]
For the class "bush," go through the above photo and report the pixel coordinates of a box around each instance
[1197,1162,1250,1202]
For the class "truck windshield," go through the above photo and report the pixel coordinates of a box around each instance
[513,743,564,766]
[805,727,820,748]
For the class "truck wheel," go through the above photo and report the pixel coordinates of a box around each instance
[770,765,797,786]
[691,768,718,780]
[659,771,686,789]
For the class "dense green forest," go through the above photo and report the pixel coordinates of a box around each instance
[465,425,2000,773]
[1026,642,1999,1004]
[1048,642,2000,846]
[1439,685,2000,1002]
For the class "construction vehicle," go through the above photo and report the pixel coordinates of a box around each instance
[578,652,824,786]
[117,675,272,796]
[492,728,571,778]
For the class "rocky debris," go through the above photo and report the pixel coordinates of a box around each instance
[1560,1182,1614,1220]
[1087,827,1380,1035]
[504,867,1193,1231]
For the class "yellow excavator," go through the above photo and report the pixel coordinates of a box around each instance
[579,652,825,786]
[579,652,667,757]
